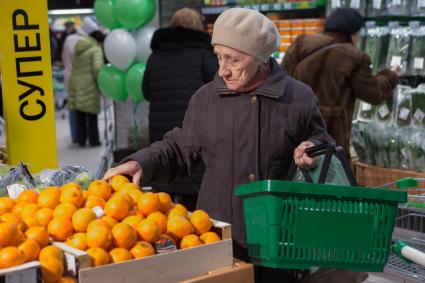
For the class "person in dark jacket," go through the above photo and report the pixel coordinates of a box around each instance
[142,8,218,211]
[105,8,332,283]
[282,8,399,161]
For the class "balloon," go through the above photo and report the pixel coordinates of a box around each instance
[104,29,136,70]
[135,27,155,63]
[115,0,157,29]
[94,0,121,29]
[125,63,146,104]
[98,64,128,101]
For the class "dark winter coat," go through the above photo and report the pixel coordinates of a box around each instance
[142,27,218,196]
[282,33,399,159]
[125,58,331,247]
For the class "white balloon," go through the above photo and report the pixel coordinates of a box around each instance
[104,29,136,70]
[135,27,156,63]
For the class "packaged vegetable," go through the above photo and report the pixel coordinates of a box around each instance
[386,26,412,75]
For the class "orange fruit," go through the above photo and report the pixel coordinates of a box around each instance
[40,257,64,283]
[35,208,54,228]
[48,217,74,241]
[109,247,133,263]
[72,208,96,232]
[0,212,24,231]
[157,193,173,213]
[86,247,110,266]
[112,223,137,249]
[23,216,40,229]
[167,208,188,219]
[60,184,84,208]
[18,238,40,261]
[83,190,90,199]
[0,222,18,246]
[25,226,49,248]
[88,219,112,231]
[167,216,194,239]
[39,245,64,263]
[85,196,106,209]
[53,203,77,219]
[147,212,167,233]
[17,189,39,204]
[110,175,130,192]
[128,189,143,203]
[122,215,143,230]
[21,203,39,219]
[88,180,112,200]
[130,241,155,259]
[38,187,61,209]
[102,216,118,227]
[190,210,213,235]
[136,219,161,243]
[116,192,135,210]
[200,232,221,244]
[0,247,25,268]
[86,226,112,250]
[104,195,129,221]
[119,183,139,193]
[174,204,188,215]
[61,182,82,192]
[66,233,87,251]
[13,230,26,246]
[0,197,16,214]
[12,202,27,217]
[137,192,160,217]
[57,277,78,283]
[180,234,203,249]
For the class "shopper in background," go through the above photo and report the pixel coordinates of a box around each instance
[141,8,218,211]
[68,30,105,148]
[56,21,77,63]
[282,8,399,161]
[62,18,99,146]
[104,8,332,283]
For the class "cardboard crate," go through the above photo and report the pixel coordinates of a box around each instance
[179,260,254,283]
[59,219,232,283]
[0,261,41,283]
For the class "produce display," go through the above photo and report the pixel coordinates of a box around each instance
[0,175,221,282]
[352,85,425,172]
[363,26,390,74]
[408,26,425,76]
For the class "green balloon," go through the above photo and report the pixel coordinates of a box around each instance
[98,64,128,101]
[94,0,121,29]
[115,0,156,29]
[125,63,146,104]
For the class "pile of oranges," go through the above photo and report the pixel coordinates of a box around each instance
[0,175,221,282]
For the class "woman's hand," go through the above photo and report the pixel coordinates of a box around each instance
[103,160,143,185]
[294,141,318,169]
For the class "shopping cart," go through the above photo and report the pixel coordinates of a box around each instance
[235,142,425,275]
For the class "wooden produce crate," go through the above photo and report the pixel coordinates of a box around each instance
[0,261,41,283]
[61,219,232,283]
[52,241,91,278]
[179,260,254,283]
[354,161,425,188]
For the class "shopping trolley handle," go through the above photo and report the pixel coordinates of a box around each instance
[377,177,423,189]
[394,240,425,267]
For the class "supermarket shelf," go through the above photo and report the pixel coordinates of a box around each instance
[366,15,425,24]
[202,2,326,15]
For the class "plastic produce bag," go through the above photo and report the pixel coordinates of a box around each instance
[351,120,368,163]
[386,26,412,75]
[411,84,425,128]
[34,166,94,190]
[0,163,36,198]
[363,26,390,74]
[408,26,425,75]
[387,0,410,15]
[407,131,425,171]
[357,101,376,121]
[412,0,425,15]
[395,85,413,127]
[376,97,394,124]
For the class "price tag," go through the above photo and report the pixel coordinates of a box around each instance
[418,0,425,8]
[414,57,424,69]
[361,102,372,111]
[261,4,269,11]
[7,184,26,199]
[273,3,281,10]
[331,0,341,8]
[92,206,105,218]
[6,268,37,283]
[399,107,410,120]
[414,109,425,123]
[378,105,390,118]
[391,56,402,67]
[351,0,361,8]
[373,0,382,9]
[64,252,77,277]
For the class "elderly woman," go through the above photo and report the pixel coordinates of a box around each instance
[104,8,331,282]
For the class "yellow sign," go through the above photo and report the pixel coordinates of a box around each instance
[0,0,58,172]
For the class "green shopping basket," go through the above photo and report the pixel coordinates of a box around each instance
[235,143,407,272]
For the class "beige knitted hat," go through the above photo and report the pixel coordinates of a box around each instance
[212,8,280,63]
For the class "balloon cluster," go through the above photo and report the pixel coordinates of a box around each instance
[94,0,156,104]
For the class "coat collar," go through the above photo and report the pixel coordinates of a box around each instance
[214,58,288,99]
[150,27,212,51]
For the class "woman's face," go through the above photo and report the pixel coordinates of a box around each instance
[214,45,260,91]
